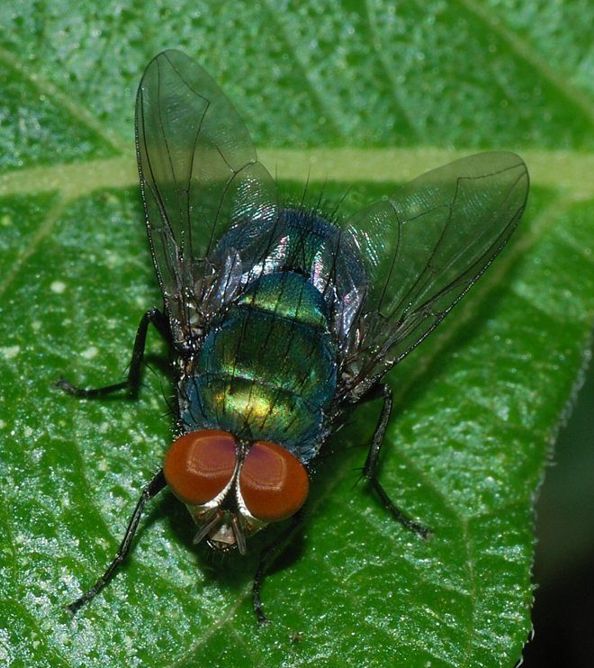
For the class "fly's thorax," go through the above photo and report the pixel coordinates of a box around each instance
[163,430,309,552]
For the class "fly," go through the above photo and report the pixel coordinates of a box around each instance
[58,50,529,623]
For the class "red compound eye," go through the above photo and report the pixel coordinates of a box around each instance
[164,430,237,505]
[239,441,309,522]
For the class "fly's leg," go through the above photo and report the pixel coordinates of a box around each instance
[57,307,170,399]
[360,383,430,538]
[253,511,304,625]
[67,469,166,614]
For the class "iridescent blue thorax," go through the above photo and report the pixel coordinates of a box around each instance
[178,209,367,463]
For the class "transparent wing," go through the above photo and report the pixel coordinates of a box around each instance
[344,151,529,394]
[135,50,278,344]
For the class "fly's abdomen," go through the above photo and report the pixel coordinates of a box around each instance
[181,272,337,461]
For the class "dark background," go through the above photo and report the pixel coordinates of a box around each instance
[523,335,594,667]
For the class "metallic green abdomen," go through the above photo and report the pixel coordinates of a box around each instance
[182,272,337,462]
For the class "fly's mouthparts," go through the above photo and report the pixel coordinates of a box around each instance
[193,512,223,545]
[192,509,248,555]
[232,515,247,555]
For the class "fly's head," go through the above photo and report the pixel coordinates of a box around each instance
[163,430,309,554]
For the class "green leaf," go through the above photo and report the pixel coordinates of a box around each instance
[1,3,594,667]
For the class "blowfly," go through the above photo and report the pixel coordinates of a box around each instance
[59,50,529,622]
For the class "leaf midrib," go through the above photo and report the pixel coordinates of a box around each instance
[2,148,594,203]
